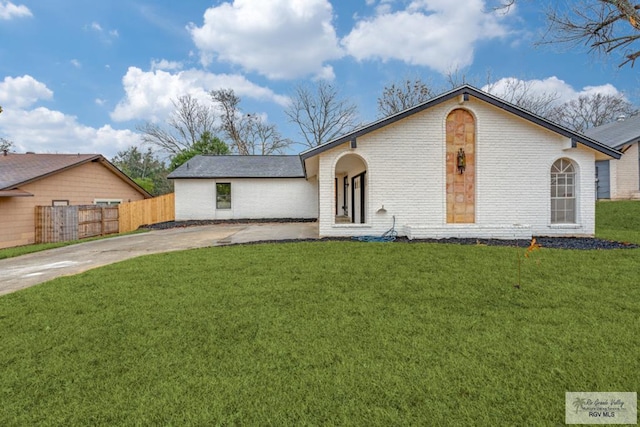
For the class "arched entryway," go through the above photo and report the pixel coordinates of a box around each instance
[446,109,475,223]
[334,154,367,224]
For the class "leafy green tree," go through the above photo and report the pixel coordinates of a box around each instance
[111,146,172,196]
[169,131,230,171]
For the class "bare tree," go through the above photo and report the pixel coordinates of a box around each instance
[544,0,640,68]
[210,88,290,155]
[210,89,247,154]
[137,94,218,156]
[285,81,359,148]
[547,92,638,132]
[377,77,436,117]
[0,137,13,152]
[445,66,481,89]
[484,78,562,117]
[496,0,640,68]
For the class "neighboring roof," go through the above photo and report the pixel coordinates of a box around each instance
[167,155,305,179]
[583,114,640,149]
[300,84,622,163]
[0,153,152,197]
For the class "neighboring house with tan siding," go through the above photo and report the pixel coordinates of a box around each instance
[0,153,151,248]
[584,115,640,200]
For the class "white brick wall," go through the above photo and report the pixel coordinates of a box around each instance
[174,178,318,221]
[612,143,640,199]
[315,98,599,238]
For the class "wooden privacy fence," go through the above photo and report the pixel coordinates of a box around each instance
[35,205,119,244]
[34,193,175,244]
[118,193,175,233]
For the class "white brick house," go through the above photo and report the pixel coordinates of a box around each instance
[169,156,318,221]
[170,85,620,239]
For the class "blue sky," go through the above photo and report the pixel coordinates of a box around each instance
[0,0,637,159]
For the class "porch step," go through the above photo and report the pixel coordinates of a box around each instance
[335,216,351,224]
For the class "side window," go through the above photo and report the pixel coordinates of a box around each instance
[216,183,231,209]
[94,199,122,206]
[550,159,576,223]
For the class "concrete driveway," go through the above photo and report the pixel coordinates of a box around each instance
[0,222,318,296]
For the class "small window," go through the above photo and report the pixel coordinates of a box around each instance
[551,159,576,223]
[52,200,69,206]
[216,183,231,209]
[94,199,122,206]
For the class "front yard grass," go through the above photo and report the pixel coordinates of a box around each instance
[1,239,638,425]
[596,199,640,244]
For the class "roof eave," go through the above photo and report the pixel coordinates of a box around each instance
[169,175,305,180]
[0,189,34,197]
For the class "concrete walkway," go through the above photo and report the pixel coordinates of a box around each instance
[0,222,318,296]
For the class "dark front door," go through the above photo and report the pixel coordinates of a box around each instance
[351,172,365,224]
[595,160,610,199]
[343,176,349,216]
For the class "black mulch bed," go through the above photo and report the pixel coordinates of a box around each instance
[141,220,637,250]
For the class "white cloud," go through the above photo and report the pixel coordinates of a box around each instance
[0,1,32,20]
[0,75,53,109]
[111,66,290,122]
[95,98,106,106]
[483,76,625,105]
[150,59,184,72]
[70,59,82,68]
[188,0,343,80]
[0,74,138,157]
[86,21,119,41]
[0,107,141,157]
[342,0,510,74]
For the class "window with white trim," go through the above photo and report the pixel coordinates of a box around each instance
[551,159,576,224]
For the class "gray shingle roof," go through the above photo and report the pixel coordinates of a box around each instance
[0,153,101,190]
[167,155,305,179]
[583,115,640,149]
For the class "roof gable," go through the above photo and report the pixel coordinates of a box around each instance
[167,155,305,179]
[300,85,622,163]
[0,153,152,197]
[584,115,640,149]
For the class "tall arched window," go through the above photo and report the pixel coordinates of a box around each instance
[551,159,576,224]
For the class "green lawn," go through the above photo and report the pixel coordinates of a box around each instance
[596,200,640,244]
[1,202,639,425]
